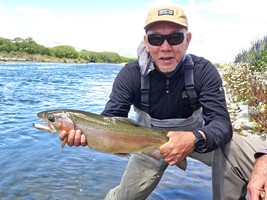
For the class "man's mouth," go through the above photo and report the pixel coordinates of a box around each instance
[160,56,173,60]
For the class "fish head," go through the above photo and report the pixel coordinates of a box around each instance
[33,110,75,134]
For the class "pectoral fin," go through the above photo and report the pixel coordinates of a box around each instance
[61,136,68,151]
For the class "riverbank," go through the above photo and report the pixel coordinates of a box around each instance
[225,86,266,141]
[0,53,89,63]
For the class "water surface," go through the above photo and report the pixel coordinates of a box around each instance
[0,62,211,200]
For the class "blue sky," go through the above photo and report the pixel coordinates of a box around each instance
[0,0,266,63]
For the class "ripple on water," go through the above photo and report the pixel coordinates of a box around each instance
[0,62,212,200]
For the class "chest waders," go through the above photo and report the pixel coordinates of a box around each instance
[135,54,203,130]
[105,55,211,200]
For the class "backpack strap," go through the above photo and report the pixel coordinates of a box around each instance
[140,74,150,112]
[183,55,200,111]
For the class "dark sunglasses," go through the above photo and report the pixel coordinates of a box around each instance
[147,32,187,46]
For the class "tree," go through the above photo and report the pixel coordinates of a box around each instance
[50,45,79,59]
[0,37,17,52]
[0,36,136,63]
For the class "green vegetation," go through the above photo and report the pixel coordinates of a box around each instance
[222,35,267,133]
[234,36,267,72]
[0,37,136,63]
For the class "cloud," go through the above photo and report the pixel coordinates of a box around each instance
[16,6,54,17]
[0,0,266,63]
[196,0,267,19]
[0,4,142,57]
[183,0,267,63]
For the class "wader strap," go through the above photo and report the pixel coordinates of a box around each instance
[140,74,150,112]
[140,55,200,113]
[183,55,200,110]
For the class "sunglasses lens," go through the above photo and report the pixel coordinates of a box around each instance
[147,33,185,46]
[147,34,164,46]
[168,33,185,45]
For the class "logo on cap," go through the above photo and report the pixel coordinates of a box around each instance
[158,9,174,16]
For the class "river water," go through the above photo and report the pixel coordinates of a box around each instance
[0,62,211,200]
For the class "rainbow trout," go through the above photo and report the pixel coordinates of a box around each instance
[33,109,187,170]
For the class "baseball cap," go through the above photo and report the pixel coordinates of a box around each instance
[144,5,188,30]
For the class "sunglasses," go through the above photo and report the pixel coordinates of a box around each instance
[147,32,187,46]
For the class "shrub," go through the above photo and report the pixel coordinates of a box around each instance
[223,63,267,133]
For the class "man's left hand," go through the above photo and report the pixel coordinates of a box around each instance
[247,154,267,200]
[159,131,195,166]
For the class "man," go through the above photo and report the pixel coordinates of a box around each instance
[60,5,232,200]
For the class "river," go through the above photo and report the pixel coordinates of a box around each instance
[0,62,211,200]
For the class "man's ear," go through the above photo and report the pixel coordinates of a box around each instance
[143,35,149,52]
[185,32,192,49]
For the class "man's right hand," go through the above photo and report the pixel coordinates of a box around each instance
[59,130,87,147]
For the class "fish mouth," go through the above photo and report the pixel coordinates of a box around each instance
[33,123,51,132]
[34,111,51,132]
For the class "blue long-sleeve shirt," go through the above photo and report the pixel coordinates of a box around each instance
[102,54,233,152]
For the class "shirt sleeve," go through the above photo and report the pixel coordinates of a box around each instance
[255,149,267,159]
[194,58,233,152]
[101,62,139,117]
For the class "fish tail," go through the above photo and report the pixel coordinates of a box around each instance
[176,159,187,171]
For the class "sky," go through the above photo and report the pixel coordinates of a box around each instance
[0,0,266,63]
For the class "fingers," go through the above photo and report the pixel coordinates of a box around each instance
[80,134,87,146]
[247,177,266,200]
[70,129,84,147]
[159,132,191,166]
[251,187,267,200]
[159,143,184,166]
[68,130,76,146]
[159,143,168,155]
[158,135,173,155]
[73,130,87,147]
[59,130,68,141]
[164,154,184,166]
[248,189,262,200]
[74,129,82,146]
[60,130,87,147]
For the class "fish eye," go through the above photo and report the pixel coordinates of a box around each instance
[48,116,55,123]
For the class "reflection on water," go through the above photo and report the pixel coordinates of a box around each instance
[0,62,211,200]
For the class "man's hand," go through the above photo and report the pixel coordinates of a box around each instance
[59,130,87,147]
[248,154,267,200]
[159,131,196,166]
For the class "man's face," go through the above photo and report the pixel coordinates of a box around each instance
[144,22,191,74]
